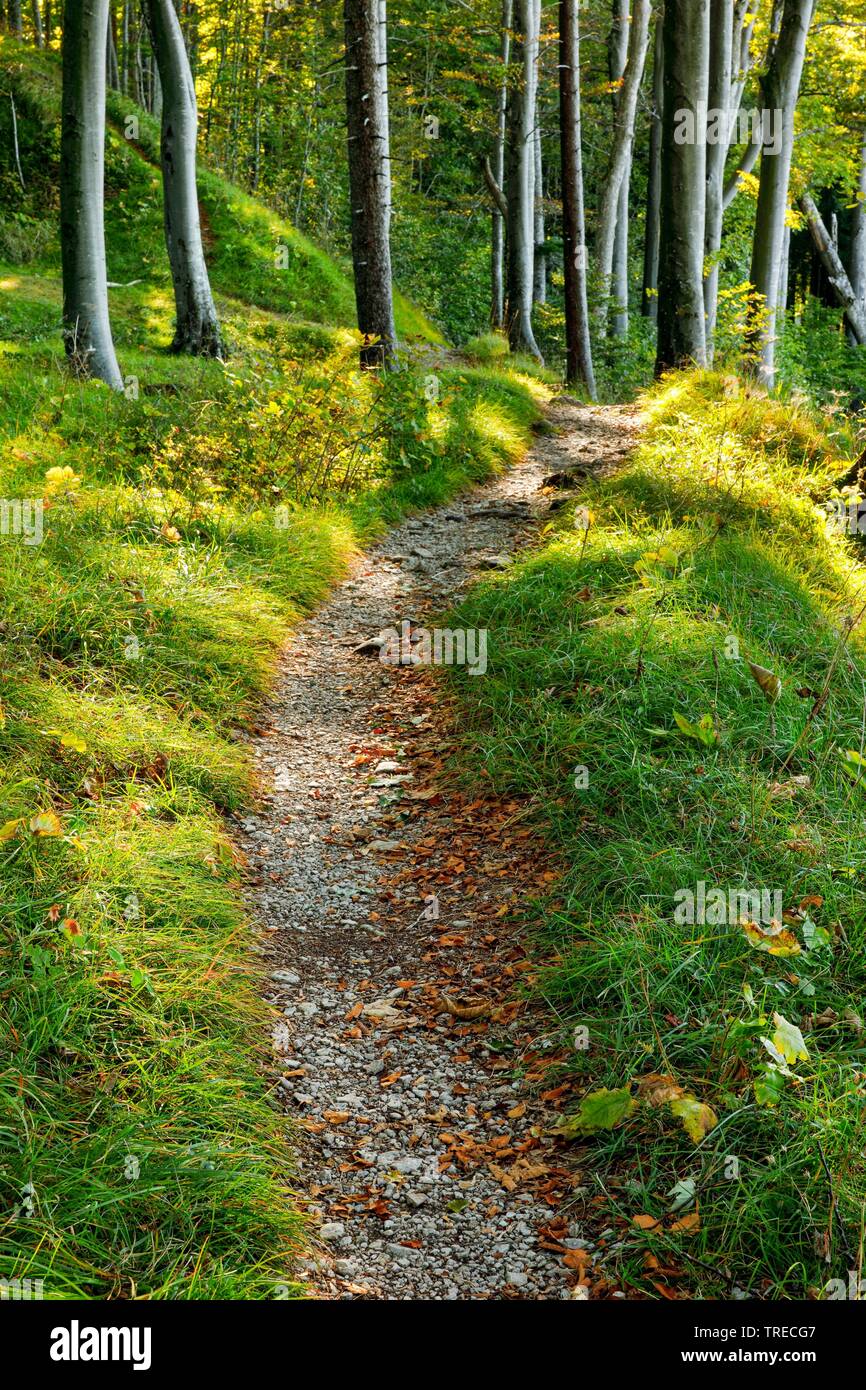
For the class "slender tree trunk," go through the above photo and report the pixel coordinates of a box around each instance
[491,0,512,329]
[724,2,781,212]
[799,192,866,344]
[60,0,124,390]
[559,0,595,398]
[533,116,546,304]
[7,1,22,36]
[746,0,815,388]
[777,221,790,338]
[344,0,397,368]
[847,129,866,345]
[595,0,652,336]
[608,1,629,338]
[655,0,710,375]
[106,5,120,90]
[145,0,223,356]
[703,0,734,361]
[642,11,664,321]
[31,0,43,46]
[504,0,542,360]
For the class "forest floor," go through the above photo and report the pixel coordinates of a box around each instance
[237,398,644,1299]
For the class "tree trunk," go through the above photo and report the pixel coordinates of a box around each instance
[106,5,120,90]
[60,0,124,390]
[607,0,630,339]
[654,0,710,375]
[641,12,664,321]
[703,0,734,361]
[847,129,866,345]
[31,0,43,46]
[799,192,866,344]
[559,0,595,398]
[595,0,652,337]
[344,0,397,368]
[533,115,546,304]
[145,0,223,357]
[491,0,512,329]
[504,0,542,360]
[746,0,815,389]
[7,1,22,36]
[722,4,772,211]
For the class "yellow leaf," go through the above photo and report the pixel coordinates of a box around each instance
[669,1095,718,1144]
[29,810,63,838]
[0,818,23,842]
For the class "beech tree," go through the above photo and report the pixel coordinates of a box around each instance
[604,0,639,339]
[642,13,665,322]
[60,0,123,390]
[145,0,224,357]
[490,0,513,330]
[655,0,710,375]
[504,0,543,361]
[344,0,397,368]
[746,0,815,388]
[559,0,595,397]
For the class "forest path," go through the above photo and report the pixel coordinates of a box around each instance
[238,395,644,1300]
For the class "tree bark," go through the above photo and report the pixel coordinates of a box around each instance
[608,0,629,339]
[504,0,542,360]
[145,0,223,357]
[641,11,664,321]
[703,0,734,361]
[106,5,120,90]
[654,0,710,375]
[746,0,815,388]
[595,0,652,337]
[847,128,866,345]
[7,1,22,36]
[491,0,512,329]
[533,114,546,304]
[31,0,43,46]
[344,0,397,368]
[60,0,124,390]
[799,192,866,344]
[559,0,595,397]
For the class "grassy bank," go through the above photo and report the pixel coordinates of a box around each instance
[0,35,545,1298]
[447,373,866,1299]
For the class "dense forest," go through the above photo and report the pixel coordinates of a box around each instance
[1,0,866,1333]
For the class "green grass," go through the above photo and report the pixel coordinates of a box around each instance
[0,34,544,1298]
[446,371,866,1300]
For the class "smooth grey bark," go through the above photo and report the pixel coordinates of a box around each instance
[847,129,866,344]
[491,0,512,328]
[344,0,397,368]
[777,221,790,336]
[145,0,222,357]
[703,0,734,360]
[608,0,630,338]
[799,192,866,344]
[505,0,542,360]
[654,0,710,375]
[641,12,664,321]
[746,0,815,388]
[60,0,124,389]
[596,0,652,337]
[31,0,43,46]
[559,0,595,397]
[533,115,546,304]
[723,1,779,212]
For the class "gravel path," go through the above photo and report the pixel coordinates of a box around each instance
[236,397,643,1300]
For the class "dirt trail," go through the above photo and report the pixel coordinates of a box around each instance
[237,397,643,1300]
